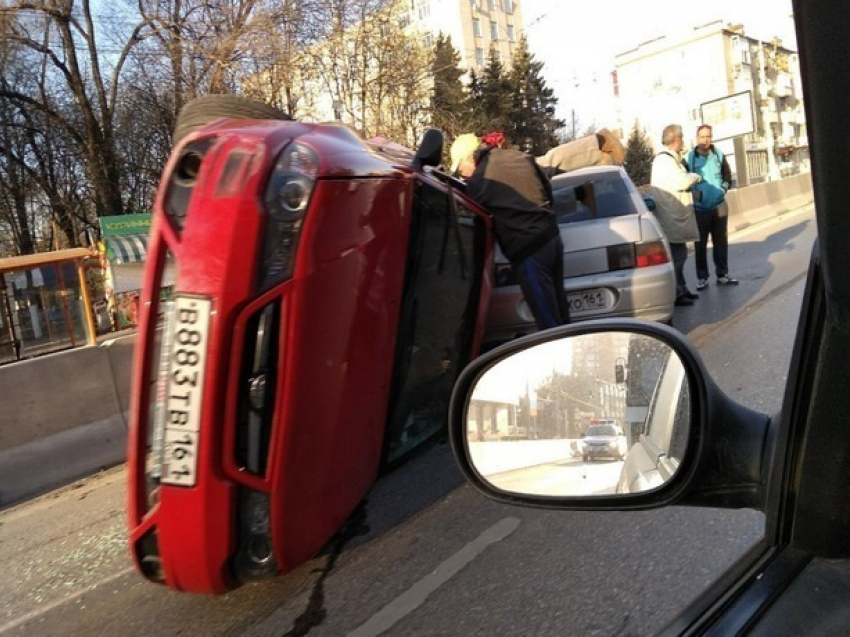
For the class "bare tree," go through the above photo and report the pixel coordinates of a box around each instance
[0,0,154,222]
[0,114,38,254]
[240,0,312,115]
[301,0,430,142]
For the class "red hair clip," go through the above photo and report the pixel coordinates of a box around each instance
[481,131,506,148]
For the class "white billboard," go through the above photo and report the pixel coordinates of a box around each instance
[700,91,755,141]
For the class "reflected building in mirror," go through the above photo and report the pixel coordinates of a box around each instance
[467,384,521,442]
[467,333,630,443]
[570,331,624,381]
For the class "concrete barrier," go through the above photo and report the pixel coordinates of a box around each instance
[725,172,813,231]
[0,334,136,506]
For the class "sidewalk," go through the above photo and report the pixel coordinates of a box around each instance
[97,326,138,344]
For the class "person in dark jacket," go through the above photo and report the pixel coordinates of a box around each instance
[449,133,570,329]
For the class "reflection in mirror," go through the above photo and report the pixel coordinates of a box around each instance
[465,332,690,497]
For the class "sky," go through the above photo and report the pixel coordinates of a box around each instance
[471,340,574,405]
[521,0,797,131]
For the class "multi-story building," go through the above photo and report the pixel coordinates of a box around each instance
[406,0,524,73]
[613,20,807,185]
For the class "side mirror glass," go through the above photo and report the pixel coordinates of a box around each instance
[641,193,656,211]
[464,331,690,497]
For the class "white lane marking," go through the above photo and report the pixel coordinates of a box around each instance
[347,517,521,637]
[0,567,137,635]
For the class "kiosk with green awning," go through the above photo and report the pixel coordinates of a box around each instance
[99,213,176,328]
[101,213,152,267]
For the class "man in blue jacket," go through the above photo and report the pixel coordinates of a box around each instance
[687,124,739,290]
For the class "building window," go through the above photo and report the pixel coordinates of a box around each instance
[475,48,484,67]
[503,0,513,14]
[473,18,482,37]
[490,21,498,39]
[488,0,496,10]
[506,24,515,42]
[469,0,476,8]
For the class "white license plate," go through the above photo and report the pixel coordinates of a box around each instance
[159,295,212,487]
[567,288,614,314]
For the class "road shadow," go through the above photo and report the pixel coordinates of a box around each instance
[675,215,814,339]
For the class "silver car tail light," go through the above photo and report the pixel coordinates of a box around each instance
[635,240,671,268]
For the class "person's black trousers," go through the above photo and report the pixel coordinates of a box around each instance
[670,242,689,298]
[694,205,730,279]
[515,234,570,330]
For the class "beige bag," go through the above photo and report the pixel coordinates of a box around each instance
[536,129,625,174]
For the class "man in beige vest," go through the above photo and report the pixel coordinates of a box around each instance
[649,124,702,307]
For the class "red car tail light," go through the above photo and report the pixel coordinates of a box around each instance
[258,142,320,290]
[635,240,671,268]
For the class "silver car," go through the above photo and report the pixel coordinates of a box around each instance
[581,422,629,462]
[483,165,676,344]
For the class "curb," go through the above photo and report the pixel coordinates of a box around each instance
[0,413,128,509]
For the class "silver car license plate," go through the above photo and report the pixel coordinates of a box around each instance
[567,288,614,314]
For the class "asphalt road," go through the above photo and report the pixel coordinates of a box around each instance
[487,455,623,496]
[0,205,817,636]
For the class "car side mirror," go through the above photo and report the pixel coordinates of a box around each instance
[641,192,656,211]
[455,329,689,497]
[449,321,773,510]
[413,128,444,170]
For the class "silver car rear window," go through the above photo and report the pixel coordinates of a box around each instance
[552,171,641,223]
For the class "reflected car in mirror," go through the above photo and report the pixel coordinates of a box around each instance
[581,422,628,462]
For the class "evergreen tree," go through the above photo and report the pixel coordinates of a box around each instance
[430,34,468,139]
[465,68,484,130]
[475,44,512,136]
[624,121,655,186]
[505,37,563,154]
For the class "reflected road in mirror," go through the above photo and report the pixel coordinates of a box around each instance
[465,331,690,497]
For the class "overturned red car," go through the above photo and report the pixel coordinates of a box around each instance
[127,100,494,593]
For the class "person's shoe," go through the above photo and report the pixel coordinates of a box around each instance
[696,278,709,290]
[717,275,739,285]
[684,291,699,300]
[674,297,694,307]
